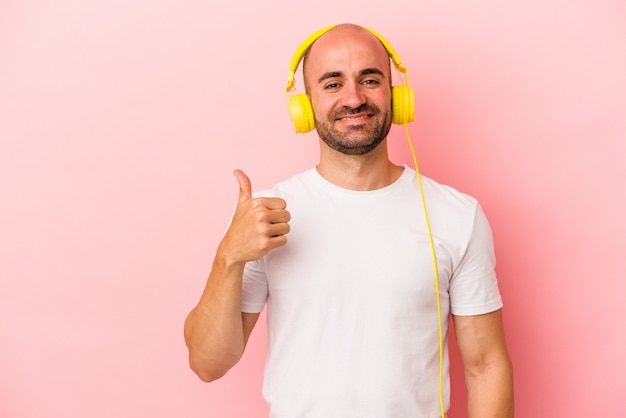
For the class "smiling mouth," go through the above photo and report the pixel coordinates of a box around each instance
[337,114,371,122]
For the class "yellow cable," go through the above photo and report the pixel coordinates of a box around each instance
[404,123,445,418]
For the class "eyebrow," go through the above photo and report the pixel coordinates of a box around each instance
[317,67,385,84]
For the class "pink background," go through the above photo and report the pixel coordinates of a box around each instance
[1,1,625,417]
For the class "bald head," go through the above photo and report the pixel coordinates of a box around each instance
[302,24,392,93]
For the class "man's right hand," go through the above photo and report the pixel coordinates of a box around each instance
[218,169,291,265]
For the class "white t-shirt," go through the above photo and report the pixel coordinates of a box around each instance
[242,166,502,418]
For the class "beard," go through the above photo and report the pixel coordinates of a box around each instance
[315,103,392,156]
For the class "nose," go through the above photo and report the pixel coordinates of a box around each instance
[339,81,366,109]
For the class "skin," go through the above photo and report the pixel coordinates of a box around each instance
[305,24,403,190]
[184,24,514,417]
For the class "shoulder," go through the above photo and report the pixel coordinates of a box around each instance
[403,168,479,215]
[402,169,490,243]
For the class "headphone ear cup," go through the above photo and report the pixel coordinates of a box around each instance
[392,85,415,125]
[287,94,315,133]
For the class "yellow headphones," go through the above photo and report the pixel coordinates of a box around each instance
[285,24,415,133]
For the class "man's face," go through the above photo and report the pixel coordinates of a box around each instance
[304,27,393,156]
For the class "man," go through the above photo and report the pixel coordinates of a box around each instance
[184,24,514,417]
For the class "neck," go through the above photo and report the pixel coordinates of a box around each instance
[316,138,403,191]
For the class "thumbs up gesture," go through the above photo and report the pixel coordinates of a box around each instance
[218,169,291,265]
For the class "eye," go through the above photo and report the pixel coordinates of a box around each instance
[362,79,380,86]
[324,82,341,90]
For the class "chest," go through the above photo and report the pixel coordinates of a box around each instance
[262,195,453,309]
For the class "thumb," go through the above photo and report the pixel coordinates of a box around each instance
[233,169,252,202]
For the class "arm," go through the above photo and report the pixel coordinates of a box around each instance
[453,309,514,417]
[183,257,259,382]
[184,169,290,382]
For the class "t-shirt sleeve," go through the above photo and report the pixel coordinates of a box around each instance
[449,204,503,316]
[241,259,269,313]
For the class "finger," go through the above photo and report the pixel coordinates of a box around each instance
[267,208,291,224]
[258,197,288,210]
[267,222,290,237]
[233,169,252,202]
[268,234,288,249]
